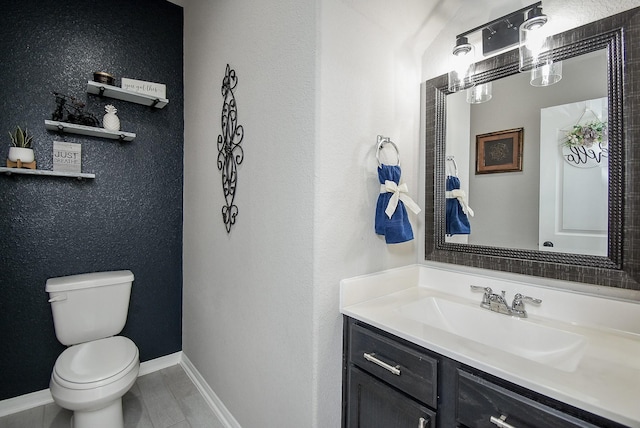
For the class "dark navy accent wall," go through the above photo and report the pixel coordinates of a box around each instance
[0,0,184,399]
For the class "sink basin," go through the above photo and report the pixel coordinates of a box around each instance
[397,296,587,372]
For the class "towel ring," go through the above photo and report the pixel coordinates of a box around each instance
[376,135,400,167]
[446,155,458,176]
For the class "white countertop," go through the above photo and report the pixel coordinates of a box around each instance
[340,264,640,427]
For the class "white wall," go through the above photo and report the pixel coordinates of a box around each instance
[182,0,316,426]
[313,1,434,425]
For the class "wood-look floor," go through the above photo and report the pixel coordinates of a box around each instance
[0,365,225,428]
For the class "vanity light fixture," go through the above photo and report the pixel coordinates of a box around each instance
[448,2,561,94]
[448,36,476,93]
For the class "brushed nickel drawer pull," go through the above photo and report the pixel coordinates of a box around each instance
[490,415,516,428]
[363,352,401,376]
[418,416,428,428]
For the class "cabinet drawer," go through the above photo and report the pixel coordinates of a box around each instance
[349,323,438,408]
[456,370,599,428]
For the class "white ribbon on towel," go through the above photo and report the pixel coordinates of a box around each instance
[380,180,422,219]
[445,189,474,217]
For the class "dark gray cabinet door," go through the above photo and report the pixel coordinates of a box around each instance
[347,366,436,428]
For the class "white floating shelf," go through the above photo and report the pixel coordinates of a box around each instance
[87,81,169,108]
[0,167,95,179]
[45,120,136,141]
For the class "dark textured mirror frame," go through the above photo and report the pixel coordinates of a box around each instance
[424,7,640,289]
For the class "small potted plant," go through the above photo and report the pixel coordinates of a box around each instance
[8,126,35,165]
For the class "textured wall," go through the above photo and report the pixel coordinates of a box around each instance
[182,0,317,426]
[314,1,431,426]
[0,0,183,400]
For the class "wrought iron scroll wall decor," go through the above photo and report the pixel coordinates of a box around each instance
[217,64,244,233]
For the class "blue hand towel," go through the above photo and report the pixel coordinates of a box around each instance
[375,164,414,244]
[446,175,471,235]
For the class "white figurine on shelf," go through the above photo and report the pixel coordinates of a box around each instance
[102,105,121,131]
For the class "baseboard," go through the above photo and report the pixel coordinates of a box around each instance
[138,351,183,376]
[0,389,53,418]
[180,354,241,428]
[0,351,183,418]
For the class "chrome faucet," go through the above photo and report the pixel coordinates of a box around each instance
[470,286,541,318]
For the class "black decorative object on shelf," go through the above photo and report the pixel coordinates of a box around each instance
[217,64,244,233]
[51,92,99,127]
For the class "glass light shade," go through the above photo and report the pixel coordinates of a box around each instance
[466,82,492,104]
[530,60,562,86]
[519,8,549,72]
[448,38,475,92]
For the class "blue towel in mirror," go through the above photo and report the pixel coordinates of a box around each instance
[446,175,471,235]
[375,164,414,244]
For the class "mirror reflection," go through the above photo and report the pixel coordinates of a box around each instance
[444,49,608,256]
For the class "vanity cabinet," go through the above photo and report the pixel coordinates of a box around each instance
[345,322,438,427]
[342,317,626,428]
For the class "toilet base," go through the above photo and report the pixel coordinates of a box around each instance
[72,398,123,428]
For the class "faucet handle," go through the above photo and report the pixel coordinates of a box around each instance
[470,285,492,305]
[470,285,492,294]
[512,293,542,310]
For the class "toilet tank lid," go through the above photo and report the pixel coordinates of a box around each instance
[46,270,134,293]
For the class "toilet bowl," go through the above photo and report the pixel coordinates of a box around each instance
[46,271,139,428]
[50,336,139,427]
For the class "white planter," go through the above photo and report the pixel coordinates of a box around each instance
[8,147,35,163]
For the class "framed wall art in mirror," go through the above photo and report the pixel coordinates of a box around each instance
[423,7,640,289]
[475,128,524,174]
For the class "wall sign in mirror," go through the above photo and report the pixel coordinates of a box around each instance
[559,101,608,169]
[424,7,640,289]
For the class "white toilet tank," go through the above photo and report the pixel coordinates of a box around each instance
[46,270,135,346]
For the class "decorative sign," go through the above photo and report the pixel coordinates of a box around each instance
[562,141,608,168]
[559,109,608,169]
[121,77,166,99]
[53,141,81,173]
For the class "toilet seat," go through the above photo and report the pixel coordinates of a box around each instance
[53,336,138,390]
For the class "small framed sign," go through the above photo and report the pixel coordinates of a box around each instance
[475,128,524,174]
[121,77,166,99]
[53,141,82,173]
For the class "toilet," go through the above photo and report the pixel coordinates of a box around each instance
[46,270,140,428]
